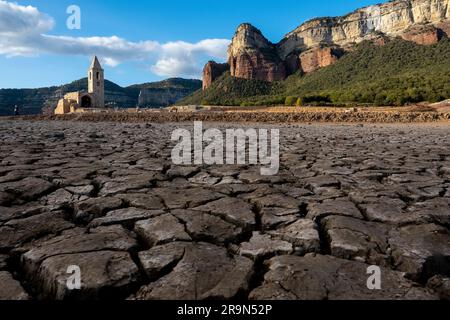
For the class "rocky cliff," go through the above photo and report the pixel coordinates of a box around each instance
[202,61,229,90]
[204,0,450,85]
[401,24,442,44]
[228,24,286,82]
[278,0,450,58]
[299,47,345,74]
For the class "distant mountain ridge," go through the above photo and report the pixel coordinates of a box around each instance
[0,78,201,116]
[130,78,203,109]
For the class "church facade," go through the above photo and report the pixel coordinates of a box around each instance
[55,56,105,114]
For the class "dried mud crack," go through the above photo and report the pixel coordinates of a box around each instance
[0,120,449,300]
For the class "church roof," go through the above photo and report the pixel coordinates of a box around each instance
[89,56,103,69]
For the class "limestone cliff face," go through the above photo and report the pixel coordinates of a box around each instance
[202,0,450,86]
[437,20,450,34]
[299,47,344,74]
[401,24,442,44]
[278,0,450,58]
[228,24,286,81]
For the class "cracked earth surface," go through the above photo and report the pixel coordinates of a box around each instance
[0,120,449,300]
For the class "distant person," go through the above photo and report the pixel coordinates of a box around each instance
[14,105,19,116]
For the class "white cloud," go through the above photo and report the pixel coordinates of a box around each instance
[0,0,230,78]
[159,39,230,60]
[38,35,160,62]
[103,57,120,68]
[0,0,54,35]
[151,39,230,77]
[152,57,200,78]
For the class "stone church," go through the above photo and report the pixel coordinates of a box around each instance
[55,56,105,114]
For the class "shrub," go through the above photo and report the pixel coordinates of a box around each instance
[285,96,297,106]
[301,94,331,105]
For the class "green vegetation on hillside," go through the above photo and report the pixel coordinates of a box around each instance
[179,39,450,106]
[131,78,202,108]
[180,72,282,106]
[129,78,201,91]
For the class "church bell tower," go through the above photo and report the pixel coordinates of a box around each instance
[88,56,104,108]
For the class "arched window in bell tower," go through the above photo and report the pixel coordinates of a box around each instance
[97,72,99,80]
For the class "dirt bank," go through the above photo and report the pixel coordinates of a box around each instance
[2,110,450,123]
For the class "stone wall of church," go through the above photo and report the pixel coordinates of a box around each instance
[55,99,71,115]
[64,92,81,103]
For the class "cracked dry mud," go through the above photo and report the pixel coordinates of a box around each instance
[0,120,449,300]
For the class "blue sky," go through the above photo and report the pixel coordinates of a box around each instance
[0,0,381,88]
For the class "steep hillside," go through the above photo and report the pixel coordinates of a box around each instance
[282,39,450,105]
[180,38,450,106]
[129,78,201,91]
[181,72,281,106]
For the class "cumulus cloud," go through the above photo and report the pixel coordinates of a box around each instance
[38,35,160,61]
[151,39,230,77]
[0,0,54,36]
[0,0,230,78]
[152,57,200,78]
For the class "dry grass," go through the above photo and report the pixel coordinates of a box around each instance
[224,105,441,113]
[207,105,436,113]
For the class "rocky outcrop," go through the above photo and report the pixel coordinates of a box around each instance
[228,24,286,82]
[284,53,301,75]
[201,0,450,86]
[202,61,229,90]
[401,24,442,44]
[299,46,344,73]
[278,0,450,59]
[437,20,450,35]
